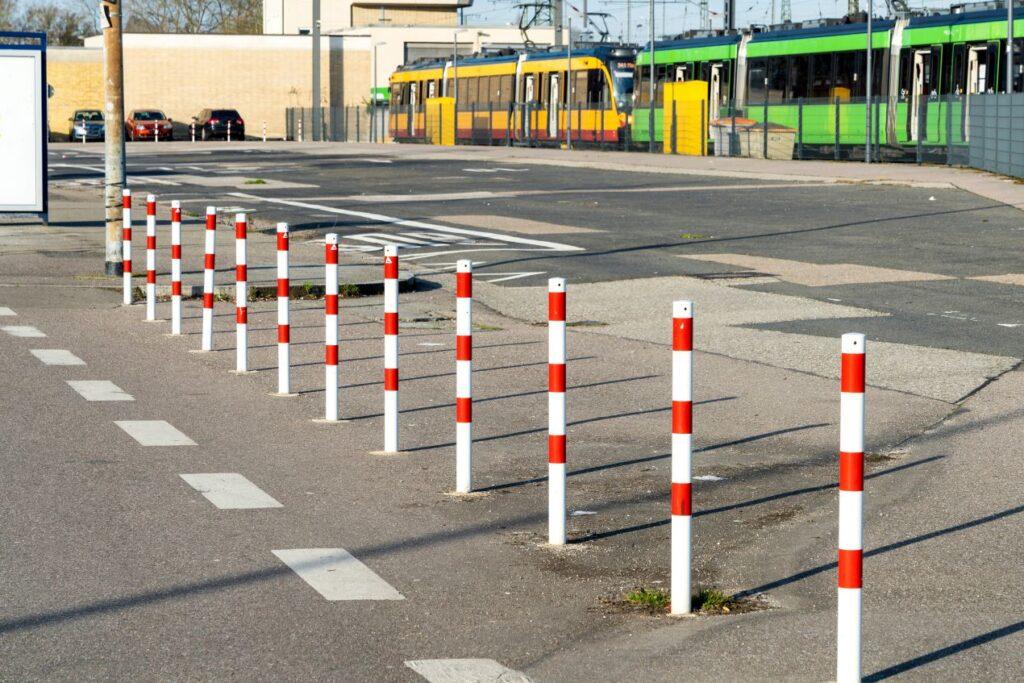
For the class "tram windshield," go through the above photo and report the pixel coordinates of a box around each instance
[608,58,635,112]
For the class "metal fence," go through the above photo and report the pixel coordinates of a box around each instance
[285,106,389,142]
[968,93,1024,179]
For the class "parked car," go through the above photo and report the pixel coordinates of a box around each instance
[193,108,245,140]
[68,109,105,141]
[126,109,173,141]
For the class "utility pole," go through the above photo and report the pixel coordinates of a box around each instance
[648,0,655,152]
[100,0,125,276]
[553,0,563,46]
[725,0,736,30]
[626,0,632,43]
[312,0,322,141]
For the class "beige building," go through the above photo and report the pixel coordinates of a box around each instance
[47,0,563,140]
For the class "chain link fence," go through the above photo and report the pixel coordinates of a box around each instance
[285,106,389,142]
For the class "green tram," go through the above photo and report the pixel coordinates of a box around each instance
[632,5,1023,155]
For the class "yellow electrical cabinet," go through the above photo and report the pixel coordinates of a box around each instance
[662,81,708,156]
[425,97,455,146]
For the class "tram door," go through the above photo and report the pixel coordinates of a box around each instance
[709,63,723,119]
[909,49,930,141]
[409,82,418,135]
[548,73,560,137]
[524,74,535,138]
[963,46,990,140]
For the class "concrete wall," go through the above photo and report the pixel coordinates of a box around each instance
[47,47,104,140]
[263,0,468,34]
[350,6,456,27]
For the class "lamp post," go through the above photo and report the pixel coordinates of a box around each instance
[648,0,655,153]
[1009,0,1015,94]
[312,0,321,141]
[865,0,872,163]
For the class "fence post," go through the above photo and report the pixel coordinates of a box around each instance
[670,99,677,154]
[916,95,924,165]
[797,98,804,160]
[700,101,706,156]
[488,100,494,146]
[835,98,841,161]
[356,108,361,142]
[763,95,769,159]
[946,92,953,166]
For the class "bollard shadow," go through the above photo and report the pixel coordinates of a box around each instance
[863,619,1024,681]
[405,396,739,454]
[296,358,598,395]
[731,496,1024,601]
[341,374,661,421]
[571,452,938,543]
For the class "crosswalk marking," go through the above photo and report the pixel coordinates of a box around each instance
[405,659,531,682]
[2,325,46,338]
[180,473,282,509]
[31,349,86,366]
[272,548,404,601]
[67,380,133,401]
[115,420,196,446]
[0,307,16,316]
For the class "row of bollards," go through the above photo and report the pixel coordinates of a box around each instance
[119,189,867,681]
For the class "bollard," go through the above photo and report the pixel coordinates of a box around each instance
[298,116,304,142]
[383,244,399,451]
[227,119,232,142]
[201,206,216,351]
[262,121,267,142]
[548,277,567,545]
[455,259,473,493]
[155,125,159,144]
[191,121,196,143]
[170,201,182,335]
[145,194,157,321]
[671,300,693,614]
[234,213,248,372]
[276,222,291,394]
[122,189,133,305]
[325,234,340,420]
[837,333,866,682]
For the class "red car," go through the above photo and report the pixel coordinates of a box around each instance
[126,109,174,141]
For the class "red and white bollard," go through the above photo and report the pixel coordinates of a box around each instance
[201,206,216,351]
[671,300,694,614]
[276,222,291,395]
[383,244,399,451]
[145,194,157,321]
[170,201,182,335]
[227,120,233,142]
[122,189,132,305]
[324,233,339,420]
[234,213,248,372]
[548,277,567,545]
[837,333,866,683]
[455,259,473,493]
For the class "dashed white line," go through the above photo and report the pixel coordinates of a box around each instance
[405,659,531,682]
[180,473,282,509]
[115,420,196,446]
[67,380,134,401]
[0,307,16,316]
[271,548,404,601]
[31,349,86,365]
[2,325,46,338]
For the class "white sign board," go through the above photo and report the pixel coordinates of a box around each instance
[0,48,46,213]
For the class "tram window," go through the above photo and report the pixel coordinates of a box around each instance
[588,69,609,108]
[748,58,767,104]
[834,51,865,98]
[637,65,650,106]
[788,54,809,99]
[809,53,834,99]
[767,56,787,103]
[1016,39,1024,93]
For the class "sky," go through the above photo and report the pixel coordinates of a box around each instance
[461,0,958,42]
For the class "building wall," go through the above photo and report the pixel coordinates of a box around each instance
[47,48,104,140]
[263,0,469,34]
[350,6,456,27]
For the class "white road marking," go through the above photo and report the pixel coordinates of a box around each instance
[0,307,16,316]
[481,271,546,283]
[998,323,1022,328]
[67,380,134,401]
[2,325,46,338]
[405,659,531,682]
[271,548,404,601]
[115,420,196,446]
[180,473,282,509]
[694,474,726,481]
[229,193,583,253]
[31,349,86,365]
[418,342,444,347]
[50,163,103,173]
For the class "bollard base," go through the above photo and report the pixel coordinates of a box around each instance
[188,349,211,354]
[231,370,255,375]
[144,318,165,323]
[269,392,298,398]
[312,418,349,424]
[368,449,409,456]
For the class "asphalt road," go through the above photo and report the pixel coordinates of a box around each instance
[49,142,1024,361]
[8,142,1019,680]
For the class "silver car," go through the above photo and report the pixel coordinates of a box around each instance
[69,109,105,142]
